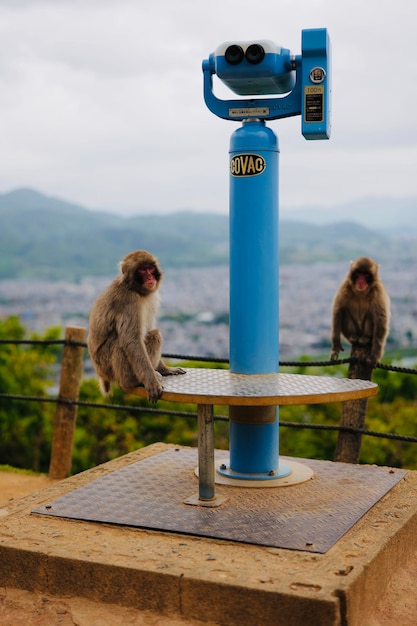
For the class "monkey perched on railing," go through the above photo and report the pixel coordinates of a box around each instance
[330,257,390,367]
[87,250,185,402]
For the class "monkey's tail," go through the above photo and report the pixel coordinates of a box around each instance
[99,377,112,396]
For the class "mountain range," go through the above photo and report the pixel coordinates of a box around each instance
[0,187,413,281]
[281,196,416,232]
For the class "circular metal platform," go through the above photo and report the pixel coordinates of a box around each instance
[126,368,378,406]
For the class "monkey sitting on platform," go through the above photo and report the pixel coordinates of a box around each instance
[87,250,185,402]
[330,257,390,366]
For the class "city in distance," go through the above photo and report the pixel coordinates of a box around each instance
[0,188,416,362]
[1,261,416,362]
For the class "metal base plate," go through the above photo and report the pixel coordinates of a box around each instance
[211,457,314,489]
[32,448,406,553]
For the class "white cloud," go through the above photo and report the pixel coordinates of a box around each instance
[0,0,415,213]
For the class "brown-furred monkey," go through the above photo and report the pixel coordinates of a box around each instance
[330,257,390,366]
[87,250,185,402]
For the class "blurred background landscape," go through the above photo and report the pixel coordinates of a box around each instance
[0,187,416,362]
[1,187,417,474]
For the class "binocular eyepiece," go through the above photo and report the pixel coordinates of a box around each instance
[209,40,295,96]
[225,43,265,66]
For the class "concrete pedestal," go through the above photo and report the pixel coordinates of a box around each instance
[1,443,416,626]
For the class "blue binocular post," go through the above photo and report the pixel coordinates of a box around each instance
[218,119,291,481]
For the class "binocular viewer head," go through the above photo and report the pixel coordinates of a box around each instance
[210,40,295,96]
[203,29,331,138]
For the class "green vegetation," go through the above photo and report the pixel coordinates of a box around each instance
[0,188,393,281]
[0,316,59,471]
[0,189,230,279]
[279,362,417,468]
[0,316,416,475]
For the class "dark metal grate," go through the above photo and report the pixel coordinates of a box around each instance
[32,448,406,553]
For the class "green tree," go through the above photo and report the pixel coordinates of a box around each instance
[1,318,417,475]
[0,317,60,471]
[73,381,203,473]
[279,363,417,469]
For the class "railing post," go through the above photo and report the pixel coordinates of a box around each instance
[334,345,374,463]
[49,326,85,479]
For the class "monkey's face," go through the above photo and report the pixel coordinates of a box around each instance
[120,250,162,295]
[351,270,371,292]
[137,263,159,291]
[349,258,377,293]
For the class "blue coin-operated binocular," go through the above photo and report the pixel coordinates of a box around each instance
[203,28,331,139]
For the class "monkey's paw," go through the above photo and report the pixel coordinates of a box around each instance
[330,347,344,361]
[330,341,345,361]
[165,367,186,376]
[146,373,164,403]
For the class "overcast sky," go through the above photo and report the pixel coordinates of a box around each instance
[0,0,415,216]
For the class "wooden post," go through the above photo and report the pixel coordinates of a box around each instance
[334,344,374,464]
[49,326,86,479]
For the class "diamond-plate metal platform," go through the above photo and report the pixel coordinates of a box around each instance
[32,448,406,553]
[125,368,378,405]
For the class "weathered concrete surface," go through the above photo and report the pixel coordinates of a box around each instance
[0,443,417,626]
[0,587,216,626]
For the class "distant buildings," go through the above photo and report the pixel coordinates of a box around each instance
[0,261,416,360]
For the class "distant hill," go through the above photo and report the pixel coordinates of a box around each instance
[281,196,417,233]
[0,188,230,279]
[0,187,395,281]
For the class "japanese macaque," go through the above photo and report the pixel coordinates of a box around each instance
[330,257,390,366]
[87,250,185,402]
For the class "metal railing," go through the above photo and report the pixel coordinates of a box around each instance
[1,328,416,478]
